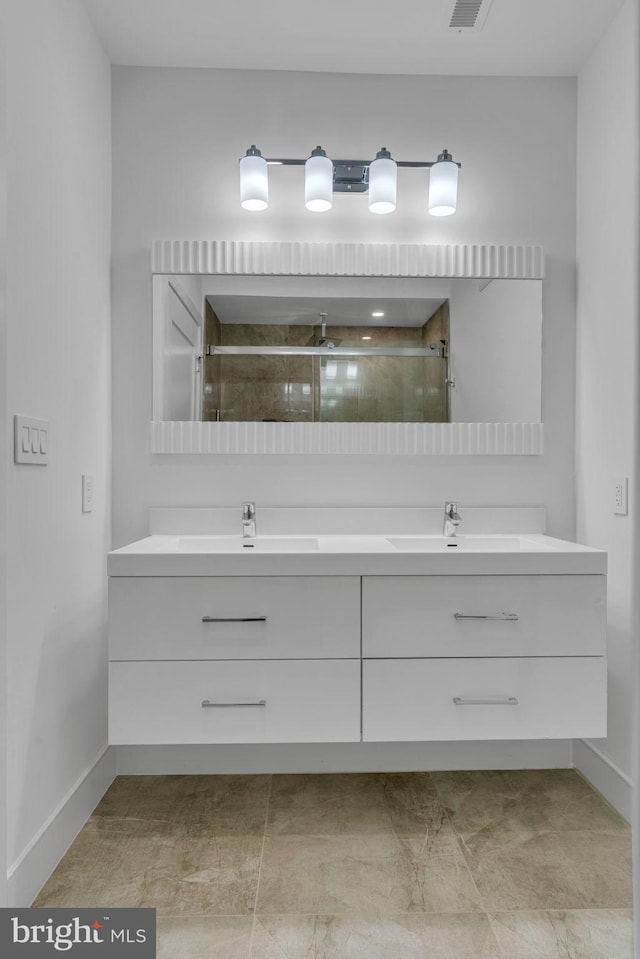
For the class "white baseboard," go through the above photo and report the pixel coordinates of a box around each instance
[572,738,632,823]
[115,740,573,775]
[7,746,116,907]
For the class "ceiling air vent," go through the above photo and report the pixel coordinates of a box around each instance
[444,0,494,33]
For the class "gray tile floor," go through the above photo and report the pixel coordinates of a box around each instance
[34,770,633,958]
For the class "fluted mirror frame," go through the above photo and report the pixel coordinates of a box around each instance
[151,240,544,455]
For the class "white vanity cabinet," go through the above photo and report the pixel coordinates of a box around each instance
[361,574,607,742]
[108,547,607,746]
[108,575,361,744]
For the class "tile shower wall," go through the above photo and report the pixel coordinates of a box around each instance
[203,319,448,424]
[112,70,577,547]
[207,319,316,423]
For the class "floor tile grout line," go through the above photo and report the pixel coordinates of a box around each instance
[156,906,253,922]
[431,771,489,916]
[248,773,274,957]
[201,909,510,918]
[154,907,570,920]
[484,909,508,959]
[249,909,510,918]
[485,907,635,916]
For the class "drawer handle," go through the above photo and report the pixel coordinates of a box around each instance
[201,700,267,708]
[454,612,519,621]
[202,616,267,623]
[453,696,518,706]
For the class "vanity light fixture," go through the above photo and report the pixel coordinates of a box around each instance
[239,145,460,215]
[305,146,333,212]
[428,150,459,216]
[368,148,397,214]
[371,311,385,317]
[239,146,269,211]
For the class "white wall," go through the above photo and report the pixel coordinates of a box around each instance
[6,0,113,904]
[0,0,8,910]
[575,0,639,813]
[112,69,577,548]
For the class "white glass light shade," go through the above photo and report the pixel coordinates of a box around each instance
[428,159,458,216]
[368,156,397,214]
[305,153,333,212]
[240,154,269,211]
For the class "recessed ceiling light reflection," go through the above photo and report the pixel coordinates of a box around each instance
[371,311,385,317]
[361,335,372,340]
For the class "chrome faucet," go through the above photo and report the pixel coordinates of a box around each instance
[443,501,461,537]
[242,501,256,538]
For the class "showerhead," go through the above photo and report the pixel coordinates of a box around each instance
[316,311,342,347]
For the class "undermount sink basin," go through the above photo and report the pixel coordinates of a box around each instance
[177,535,319,553]
[387,535,528,552]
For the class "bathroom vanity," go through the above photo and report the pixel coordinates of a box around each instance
[107,508,607,747]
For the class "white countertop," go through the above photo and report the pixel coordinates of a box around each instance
[108,531,607,577]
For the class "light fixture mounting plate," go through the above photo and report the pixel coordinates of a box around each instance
[332,162,369,193]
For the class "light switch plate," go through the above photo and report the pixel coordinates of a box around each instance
[14,415,49,465]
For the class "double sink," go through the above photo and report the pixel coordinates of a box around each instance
[175,534,544,553]
[108,507,607,576]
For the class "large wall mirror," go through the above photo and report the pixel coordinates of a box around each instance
[151,241,544,455]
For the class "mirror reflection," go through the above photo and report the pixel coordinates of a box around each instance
[153,275,542,424]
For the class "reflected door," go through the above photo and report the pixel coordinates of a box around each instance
[163,283,202,421]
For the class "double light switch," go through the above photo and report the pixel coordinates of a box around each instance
[14,415,49,465]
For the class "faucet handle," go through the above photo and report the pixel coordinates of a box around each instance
[445,501,459,516]
[243,501,255,519]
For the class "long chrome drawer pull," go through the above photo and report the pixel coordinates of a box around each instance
[202,616,267,623]
[454,612,519,621]
[453,696,518,706]
[201,700,267,708]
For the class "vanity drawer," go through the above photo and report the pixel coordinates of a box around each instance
[109,576,360,660]
[362,656,607,741]
[362,575,606,657]
[109,659,360,744]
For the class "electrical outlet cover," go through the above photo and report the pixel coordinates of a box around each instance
[613,476,628,515]
[82,474,94,513]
